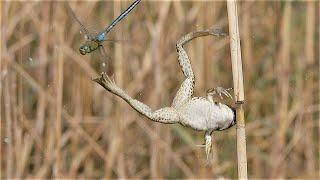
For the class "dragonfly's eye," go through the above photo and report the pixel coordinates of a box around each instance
[79,46,86,55]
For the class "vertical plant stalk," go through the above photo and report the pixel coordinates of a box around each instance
[55,14,65,177]
[4,71,13,178]
[271,2,291,178]
[35,2,49,172]
[149,2,170,178]
[55,47,64,177]
[227,1,248,179]
[1,1,5,177]
[241,2,253,77]
[241,3,259,176]
[304,1,316,176]
[114,1,126,178]
[104,1,127,178]
[0,27,2,180]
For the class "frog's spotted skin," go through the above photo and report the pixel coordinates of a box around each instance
[94,29,235,162]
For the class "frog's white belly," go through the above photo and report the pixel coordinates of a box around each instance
[178,97,235,131]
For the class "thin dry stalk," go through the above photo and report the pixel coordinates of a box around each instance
[304,2,316,177]
[104,1,126,178]
[36,3,49,132]
[70,66,82,177]
[4,68,14,178]
[227,0,248,179]
[13,76,33,177]
[114,0,126,178]
[272,2,291,178]
[10,65,18,178]
[241,2,253,77]
[54,31,64,177]
[54,60,63,175]
[318,4,320,167]
[34,2,49,172]
[148,2,170,178]
[150,2,170,178]
[0,1,2,174]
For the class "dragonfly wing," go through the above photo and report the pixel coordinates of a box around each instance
[96,0,141,41]
[65,2,93,40]
[102,39,132,43]
[98,45,111,65]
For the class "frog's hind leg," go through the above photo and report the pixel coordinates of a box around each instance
[172,30,220,108]
[93,72,181,124]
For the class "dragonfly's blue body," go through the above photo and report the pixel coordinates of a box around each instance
[96,33,106,42]
[67,0,141,55]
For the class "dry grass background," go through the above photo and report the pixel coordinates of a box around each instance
[1,0,319,179]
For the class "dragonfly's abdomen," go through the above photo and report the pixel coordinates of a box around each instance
[79,41,100,55]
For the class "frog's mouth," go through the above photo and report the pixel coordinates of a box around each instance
[231,107,236,125]
[225,104,236,129]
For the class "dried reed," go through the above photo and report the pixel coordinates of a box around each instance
[227,0,247,179]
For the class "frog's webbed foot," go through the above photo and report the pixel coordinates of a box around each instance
[92,72,119,93]
[196,131,213,164]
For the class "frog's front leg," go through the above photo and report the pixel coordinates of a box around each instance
[206,87,233,108]
[196,130,213,164]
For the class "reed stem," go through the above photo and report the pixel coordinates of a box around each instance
[227,1,248,179]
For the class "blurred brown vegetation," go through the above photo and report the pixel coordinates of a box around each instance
[1,1,319,179]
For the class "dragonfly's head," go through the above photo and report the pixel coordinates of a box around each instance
[79,41,100,55]
[79,44,90,55]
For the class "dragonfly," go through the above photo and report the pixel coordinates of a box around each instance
[66,0,141,57]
